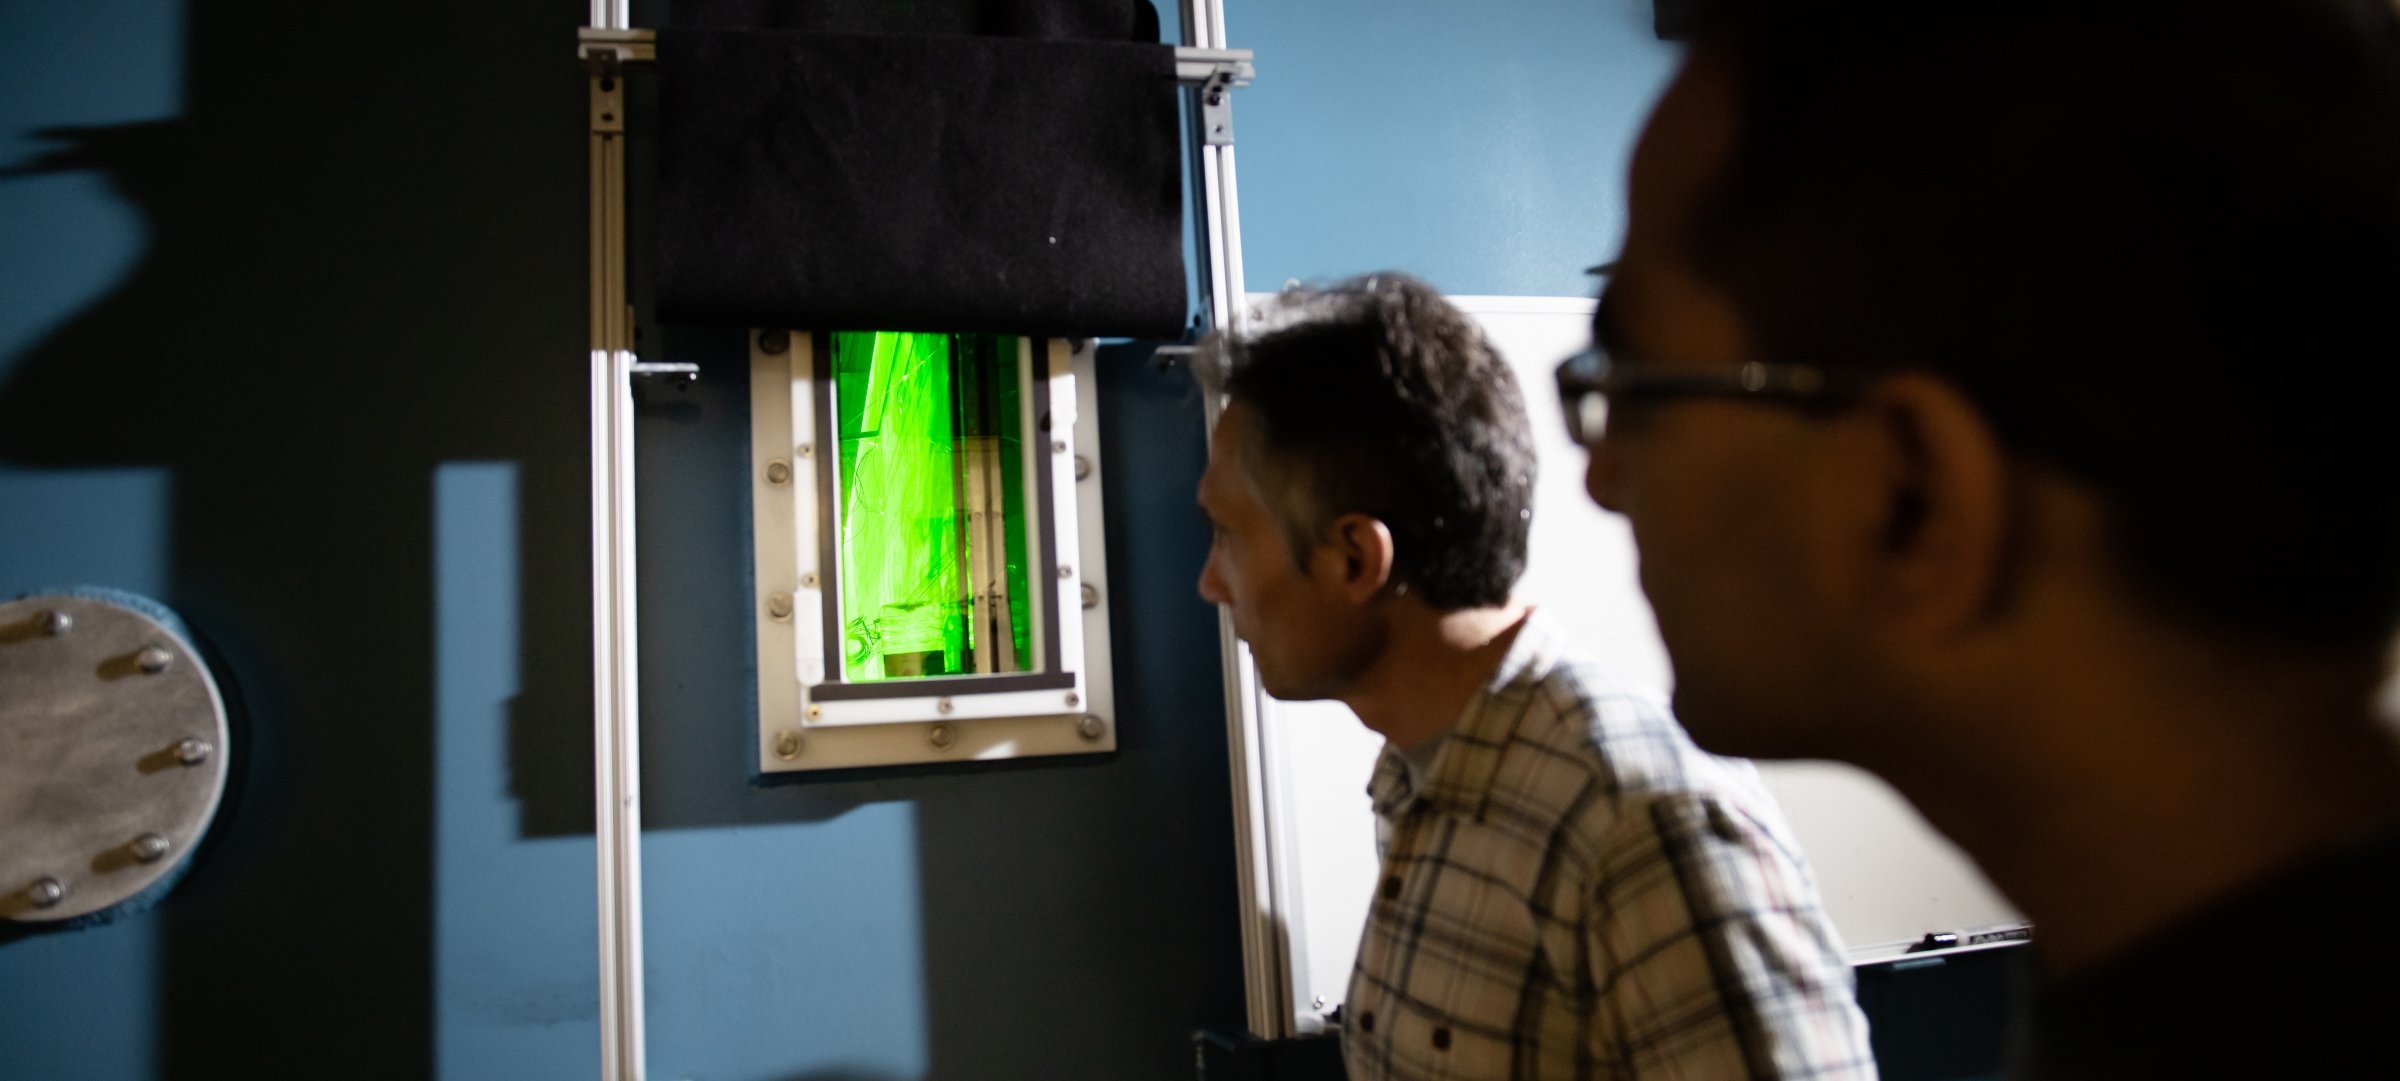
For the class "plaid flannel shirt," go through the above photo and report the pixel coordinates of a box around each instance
[1342,614,1877,1080]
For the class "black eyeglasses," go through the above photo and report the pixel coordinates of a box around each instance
[1552,345,1864,446]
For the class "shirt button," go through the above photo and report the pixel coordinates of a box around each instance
[1359,1010,1376,1033]
[1381,876,1402,900]
[1707,802,1745,844]
[1432,1027,1451,1051]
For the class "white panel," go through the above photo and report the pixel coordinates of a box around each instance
[1265,699,1381,1025]
[1242,295,2022,1033]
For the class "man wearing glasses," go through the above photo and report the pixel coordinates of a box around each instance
[1567,0,2400,1074]
[1196,275,1872,1080]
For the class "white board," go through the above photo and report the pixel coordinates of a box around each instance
[1242,295,2022,1034]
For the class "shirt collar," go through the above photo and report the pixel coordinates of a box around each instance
[1366,609,1563,821]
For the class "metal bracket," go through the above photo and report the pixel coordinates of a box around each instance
[591,75,625,136]
[1174,48,1256,88]
[1198,68,1238,146]
[629,362,699,400]
[579,27,656,69]
[630,361,698,385]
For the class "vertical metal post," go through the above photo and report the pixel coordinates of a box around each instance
[1183,0,1287,1042]
[587,7,648,1079]
[1185,2,1250,341]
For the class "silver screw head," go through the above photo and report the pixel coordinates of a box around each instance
[766,593,793,621]
[797,442,814,458]
[137,645,173,674]
[805,704,823,721]
[175,738,213,766]
[1064,691,1081,709]
[1073,455,1093,482]
[1057,565,1074,581]
[773,730,804,761]
[38,609,71,636]
[928,723,956,749]
[1078,715,1106,741]
[799,572,819,590]
[26,877,64,908]
[1052,439,1068,455]
[765,460,792,486]
[131,833,171,863]
[936,697,954,715]
[1080,583,1100,610]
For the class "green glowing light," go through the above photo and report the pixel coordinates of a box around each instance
[832,331,1036,682]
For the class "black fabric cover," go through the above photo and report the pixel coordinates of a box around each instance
[656,29,1187,339]
[672,0,1160,43]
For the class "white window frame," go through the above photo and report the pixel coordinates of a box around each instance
[750,332,1116,772]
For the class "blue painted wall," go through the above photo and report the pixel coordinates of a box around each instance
[0,1,1672,1078]
[1231,0,1675,297]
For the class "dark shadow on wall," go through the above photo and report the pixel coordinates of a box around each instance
[555,21,1247,1079]
[0,0,594,1076]
[905,343,1249,1081]
[2,2,1245,1078]
[616,321,1250,1079]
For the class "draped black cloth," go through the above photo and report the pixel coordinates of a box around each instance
[654,1,1187,338]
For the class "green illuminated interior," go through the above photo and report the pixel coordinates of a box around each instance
[832,331,1037,683]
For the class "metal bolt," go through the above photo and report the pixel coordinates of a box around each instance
[38,609,71,636]
[137,645,173,674]
[759,329,790,355]
[1052,439,1068,455]
[773,730,804,761]
[1312,996,1328,1011]
[806,704,823,721]
[936,697,954,715]
[175,738,212,766]
[1074,455,1093,482]
[26,877,64,908]
[1065,691,1081,709]
[1058,565,1074,581]
[765,460,792,486]
[767,593,793,621]
[928,723,956,749]
[131,833,170,863]
[797,442,814,458]
[799,572,819,590]
[1078,715,1106,741]
[1080,583,1101,610]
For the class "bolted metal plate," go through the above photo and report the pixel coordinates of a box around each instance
[0,595,230,922]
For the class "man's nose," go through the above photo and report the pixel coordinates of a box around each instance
[1197,556,1228,606]
[1583,443,1625,514]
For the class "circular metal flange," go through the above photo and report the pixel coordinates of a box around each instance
[0,595,230,923]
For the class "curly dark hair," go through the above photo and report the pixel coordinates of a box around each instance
[1197,274,1536,611]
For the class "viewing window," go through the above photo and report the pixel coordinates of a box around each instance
[751,331,1113,772]
[827,331,1041,685]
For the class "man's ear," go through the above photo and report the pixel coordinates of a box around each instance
[1321,512,1399,604]
[1849,373,2012,641]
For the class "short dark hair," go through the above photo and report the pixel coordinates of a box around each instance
[1199,274,1536,610]
[1686,0,2400,647]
